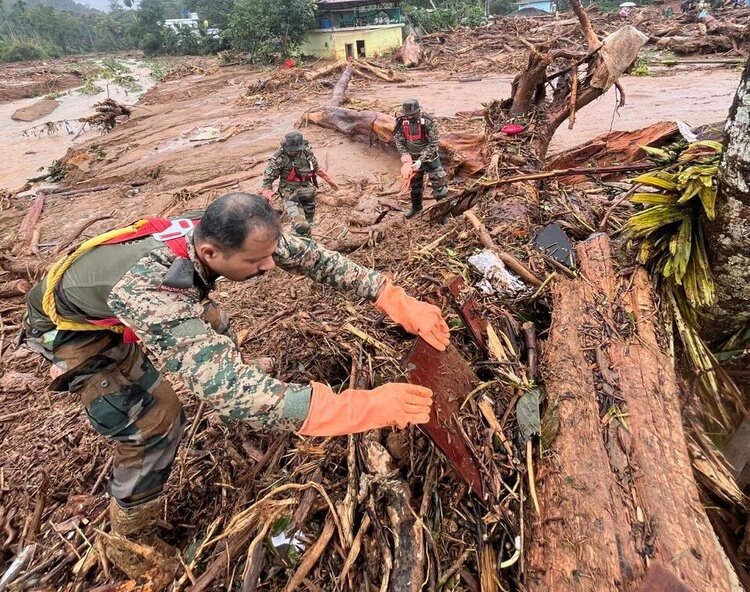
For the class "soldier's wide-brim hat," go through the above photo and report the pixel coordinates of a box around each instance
[283,132,305,151]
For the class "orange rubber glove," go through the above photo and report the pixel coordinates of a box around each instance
[400,154,413,180]
[298,381,433,437]
[375,279,450,351]
[317,169,339,191]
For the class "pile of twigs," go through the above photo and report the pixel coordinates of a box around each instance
[0,187,593,590]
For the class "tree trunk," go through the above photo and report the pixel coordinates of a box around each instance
[302,107,486,177]
[700,56,750,343]
[527,234,731,592]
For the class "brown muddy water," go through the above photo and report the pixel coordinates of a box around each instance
[0,61,155,192]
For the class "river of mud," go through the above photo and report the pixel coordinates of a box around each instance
[0,60,155,191]
[0,62,741,193]
[353,67,741,153]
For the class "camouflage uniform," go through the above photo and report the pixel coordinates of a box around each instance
[393,113,448,210]
[262,140,320,236]
[24,230,384,505]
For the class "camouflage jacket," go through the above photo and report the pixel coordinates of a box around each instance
[27,232,384,431]
[393,114,440,162]
[261,147,319,192]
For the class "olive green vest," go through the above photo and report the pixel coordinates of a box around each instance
[26,237,165,332]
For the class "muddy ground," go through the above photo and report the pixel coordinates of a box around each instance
[0,16,747,591]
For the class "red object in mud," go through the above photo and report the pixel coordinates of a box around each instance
[405,339,484,498]
[501,124,525,135]
[283,58,296,69]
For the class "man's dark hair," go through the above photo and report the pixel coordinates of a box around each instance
[194,193,282,253]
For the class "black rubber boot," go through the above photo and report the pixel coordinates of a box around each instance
[405,194,423,218]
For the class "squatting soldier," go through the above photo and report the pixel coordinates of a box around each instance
[261,131,338,237]
[393,98,449,218]
[22,193,448,574]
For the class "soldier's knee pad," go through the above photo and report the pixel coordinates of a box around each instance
[428,168,447,184]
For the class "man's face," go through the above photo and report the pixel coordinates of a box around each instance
[200,228,278,281]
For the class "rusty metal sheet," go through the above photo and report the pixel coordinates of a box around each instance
[444,276,487,349]
[405,338,484,498]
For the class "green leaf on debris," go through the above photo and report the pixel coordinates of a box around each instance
[516,388,541,442]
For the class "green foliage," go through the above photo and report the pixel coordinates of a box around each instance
[629,56,650,76]
[101,57,142,91]
[489,0,517,15]
[404,6,459,31]
[226,0,316,63]
[625,139,744,433]
[185,0,235,29]
[0,37,61,62]
[126,0,165,54]
[0,0,138,62]
[627,140,723,308]
[79,77,103,94]
[145,58,171,80]
[403,0,486,33]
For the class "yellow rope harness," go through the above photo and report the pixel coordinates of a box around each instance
[41,220,148,332]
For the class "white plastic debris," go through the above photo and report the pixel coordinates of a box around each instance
[676,120,698,143]
[270,530,308,555]
[468,250,527,296]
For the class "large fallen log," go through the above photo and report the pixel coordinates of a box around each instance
[303,107,486,176]
[527,234,731,591]
[655,34,734,54]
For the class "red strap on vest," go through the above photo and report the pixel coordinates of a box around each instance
[88,218,199,342]
[401,118,424,142]
[101,218,194,258]
[285,165,314,184]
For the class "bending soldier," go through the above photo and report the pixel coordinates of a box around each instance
[393,99,449,218]
[22,193,448,575]
[261,131,338,237]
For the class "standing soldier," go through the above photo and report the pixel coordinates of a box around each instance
[261,131,338,237]
[393,99,449,218]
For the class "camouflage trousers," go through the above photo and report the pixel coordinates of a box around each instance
[23,301,231,506]
[409,156,448,201]
[279,184,316,236]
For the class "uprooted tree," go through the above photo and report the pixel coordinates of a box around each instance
[303,1,747,589]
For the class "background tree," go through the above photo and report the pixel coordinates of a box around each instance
[226,0,316,62]
[126,0,166,54]
[403,0,487,31]
[185,0,235,30]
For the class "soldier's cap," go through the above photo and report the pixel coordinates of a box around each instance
[283,131,305,152]
[402,98,421,116]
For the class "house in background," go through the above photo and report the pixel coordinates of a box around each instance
[164,12,201,33]
[300,0,405,60]
[514,0,556,12]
